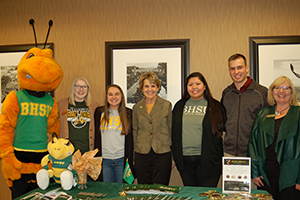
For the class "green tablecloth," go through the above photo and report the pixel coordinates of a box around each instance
[16,182,268,199]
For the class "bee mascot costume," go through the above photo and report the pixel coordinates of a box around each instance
[37,133,75,191]
[0,19,63,198]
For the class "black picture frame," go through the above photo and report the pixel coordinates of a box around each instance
[0,43,55,98]
[249,36,300,82]
[105,39,190,107]
[0,43,53,53]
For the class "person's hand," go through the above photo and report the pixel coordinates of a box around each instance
[295,183,300,191]
[252,176,264,187]
[171,161,176,169]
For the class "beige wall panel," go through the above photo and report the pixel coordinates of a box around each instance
[0,0,300,195]
[1,0,300,103]
[0,160,11,199]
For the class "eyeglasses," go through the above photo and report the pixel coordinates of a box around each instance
[273,86,291,92]
[74,85,88,90]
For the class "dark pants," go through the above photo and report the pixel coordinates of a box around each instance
[179,155,219,187]
[11,151,48,199]
[135,148,171,185]
[258,179,300,200]
[10,174,38,199]
[261,147,300,200]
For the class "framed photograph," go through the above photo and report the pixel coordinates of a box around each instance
[0,43,54,103]
[249,36,300,101]
[105,39,190,108]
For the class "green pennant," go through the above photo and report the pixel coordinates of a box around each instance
[123,159,134,184]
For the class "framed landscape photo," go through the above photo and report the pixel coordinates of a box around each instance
[249,36,300,101]
[0,43,54,103]
[105,39,190,108]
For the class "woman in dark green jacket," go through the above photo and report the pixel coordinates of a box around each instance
[171,72,226,187]
[248,76,300,200]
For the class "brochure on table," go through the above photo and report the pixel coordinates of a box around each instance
[222,157,251,194]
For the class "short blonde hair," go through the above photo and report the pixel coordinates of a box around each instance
[139,71,161,90]
[69,77,92,106]
[267,76,299,106]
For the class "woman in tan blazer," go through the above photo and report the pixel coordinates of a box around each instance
[132,71,172,185]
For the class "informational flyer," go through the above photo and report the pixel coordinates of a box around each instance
[222,157,251,194]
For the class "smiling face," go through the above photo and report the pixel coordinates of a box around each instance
[142,79,159,101]
[187,77,206,100]
[228,57,249,89]
[74,79,88,102]
[272,80,292,106]
[107,86,122,110]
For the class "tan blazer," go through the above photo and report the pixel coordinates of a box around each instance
[132,96,172,154]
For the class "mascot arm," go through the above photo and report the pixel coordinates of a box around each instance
[0,91,22,185]
[41,154,50,169]
[47,98,60,136]
[41,154,53,177]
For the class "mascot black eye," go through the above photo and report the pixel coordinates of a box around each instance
[66,141,70,146]
[27,53,35,59]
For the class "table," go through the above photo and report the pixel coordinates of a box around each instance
[16,182,269,199]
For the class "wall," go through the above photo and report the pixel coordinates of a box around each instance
[1,0,300,104]
[1,0,300,199]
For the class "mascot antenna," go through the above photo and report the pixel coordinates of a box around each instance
[29,18,53,49]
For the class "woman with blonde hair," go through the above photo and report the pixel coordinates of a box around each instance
[133,71,172,185]
[58,77,99,154]
[248,76,300,200]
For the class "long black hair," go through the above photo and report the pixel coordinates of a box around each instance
[183,72,225,137]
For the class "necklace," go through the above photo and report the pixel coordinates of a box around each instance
[275,105,290,116]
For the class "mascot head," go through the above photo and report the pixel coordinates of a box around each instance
[48,133,74,160]
[17,47,63,92]
[17,19,63,92]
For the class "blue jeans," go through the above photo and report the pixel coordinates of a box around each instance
[102,157,124,183]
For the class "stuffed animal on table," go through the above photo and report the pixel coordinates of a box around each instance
[0,19,63,198]
[37,133,75,190]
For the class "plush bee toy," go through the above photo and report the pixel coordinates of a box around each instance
[0,19,63,198]
[37,133,75,190]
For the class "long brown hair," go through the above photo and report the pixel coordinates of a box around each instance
[101,84,131,135]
